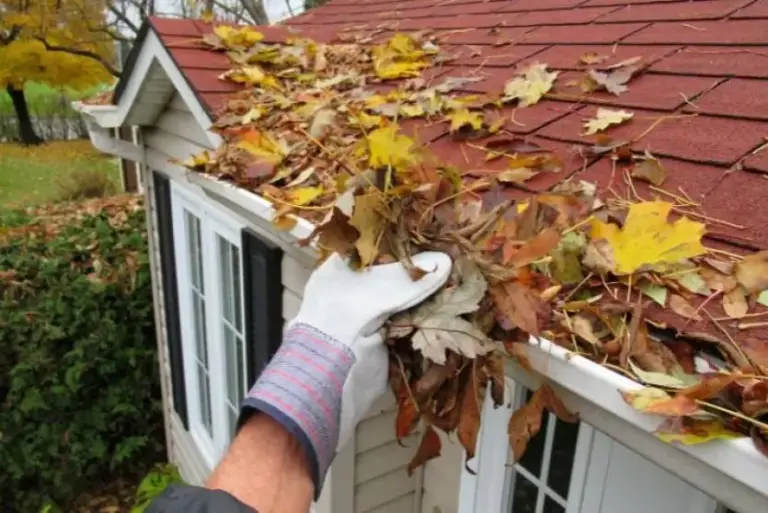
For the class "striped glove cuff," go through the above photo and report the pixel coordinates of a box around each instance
[239,323,355,498]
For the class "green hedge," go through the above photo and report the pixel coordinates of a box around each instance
[0,196,163,511]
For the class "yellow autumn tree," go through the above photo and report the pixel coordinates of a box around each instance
[0,0,116,144]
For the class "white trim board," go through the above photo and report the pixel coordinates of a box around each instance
[73,28,221,149]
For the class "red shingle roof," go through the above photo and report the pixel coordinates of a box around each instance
[146,1,768,340]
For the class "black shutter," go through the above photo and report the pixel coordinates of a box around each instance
[153,171,188,428]
[242,228,283,383]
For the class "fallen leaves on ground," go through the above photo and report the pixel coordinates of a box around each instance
[182,26,768,470]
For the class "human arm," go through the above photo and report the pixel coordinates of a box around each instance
[147,252,451,513]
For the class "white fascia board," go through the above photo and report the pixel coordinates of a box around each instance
[512,336,768,512]
[73,29,221,149]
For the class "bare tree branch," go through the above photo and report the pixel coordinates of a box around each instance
[284,0,296,17]
[35,37,122,77]
[240,0,269,24]
[107,3,140,34]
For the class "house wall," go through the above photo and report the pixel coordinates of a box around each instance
[143,93,421,513]
[420,433,462,513]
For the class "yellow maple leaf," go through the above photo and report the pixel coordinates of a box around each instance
[349,193,386,267]
[365,125,418,170]
[656,419,743,445]
[589,201,707,275]
[372,33,429,80]
[214,25,264,49]
[181,150,212,169]
[286,186,325,206]
[583,107,634,135]
[503,63,559,107]
[236,130,286,164]
[447,109,484,133]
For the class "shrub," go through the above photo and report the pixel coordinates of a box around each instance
[131,464,185,513]
[53,166,119,202]
[0,195,163,512]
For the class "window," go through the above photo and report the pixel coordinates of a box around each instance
[171,184,247,465]
[506,389,585,513]
[459,378,593,513]
[217,235,247,439]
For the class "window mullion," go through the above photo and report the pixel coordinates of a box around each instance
[201,214,229,459]
[535,413,558,513]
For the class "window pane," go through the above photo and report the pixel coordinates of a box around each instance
[547,418,579,498]
[543,496,565,513]
[219,236,234,324]
[228,407,238,440]
[518,407,548,476]
[232,245,242,332]
[509,473,538,513]
[236,334,246,399]
[198,363,213,436]
[224,327,238,406]
[186,212,203,292]
[193,293,207,365]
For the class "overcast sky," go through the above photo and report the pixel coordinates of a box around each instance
[151,0,306,24]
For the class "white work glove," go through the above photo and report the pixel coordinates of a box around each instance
[240,252,452,498]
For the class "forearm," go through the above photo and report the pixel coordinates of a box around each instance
[206,413,314,513]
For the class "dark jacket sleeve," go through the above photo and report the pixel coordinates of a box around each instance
[147,484,257,513]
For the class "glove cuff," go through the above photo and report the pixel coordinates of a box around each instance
[239,323,355,499]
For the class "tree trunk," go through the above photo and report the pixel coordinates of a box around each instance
[241,0,269,24]
[6,86,42,145]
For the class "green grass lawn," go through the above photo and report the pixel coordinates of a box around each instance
[0,140,121,208]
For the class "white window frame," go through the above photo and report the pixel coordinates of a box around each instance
[459,376,595,513]
[170,182,247,467]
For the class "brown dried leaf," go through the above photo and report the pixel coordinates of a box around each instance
[407,426,442,475]
[457,367,485,459]
[414,360,459,406]
[540,384,578,422]
[349,193,386,267]
[580,52,608,65]
[490,281,551,336]
[504,228,561,267]
[679,373,739,401]
[631,153,667,186]
[723,287,749,319]
[311,207,359,255]
[395,394,420,440]
[497,168,539,184]
[734,251,768,293]
[669,294,702,321]
[508,387,544,461]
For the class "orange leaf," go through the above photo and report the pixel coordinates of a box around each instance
[508,388,544,461]
[457,368,485,460]
[395,393,420,440]
[407,426,442,476]
[540,384,578,422]
[503,228,561,267]
[679,373,739,401]
[643,394,699,416]
[490,281,551,336]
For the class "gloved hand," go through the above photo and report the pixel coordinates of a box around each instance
[239,251,451,498]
